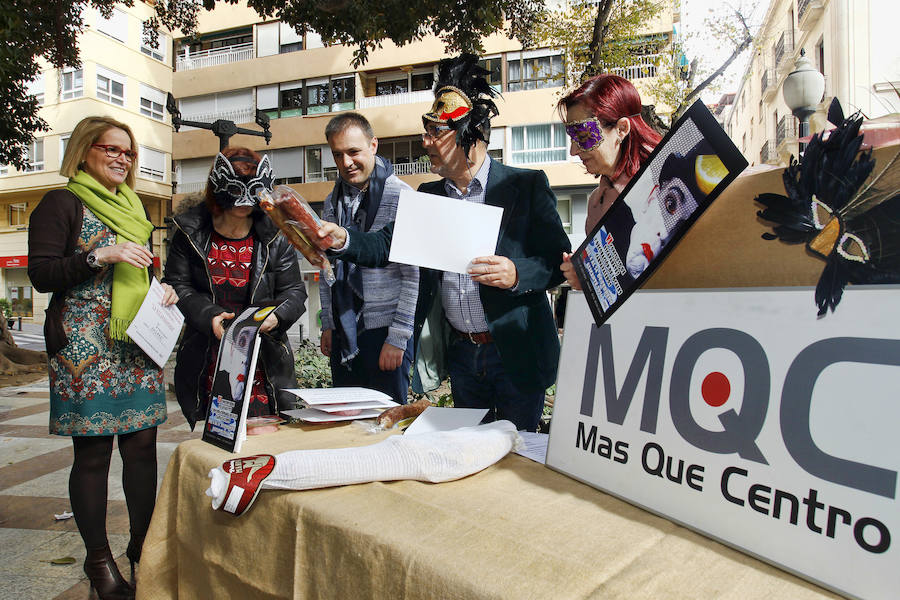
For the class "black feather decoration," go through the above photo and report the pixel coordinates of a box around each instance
[755,98,900,315]
[430,53,500,158]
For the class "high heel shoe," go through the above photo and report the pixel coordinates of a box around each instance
[125,534,144,585]
[84,545,135,600]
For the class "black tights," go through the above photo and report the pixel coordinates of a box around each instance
[69,427,158,550]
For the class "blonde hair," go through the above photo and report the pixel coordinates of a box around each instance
[60,116,138,188]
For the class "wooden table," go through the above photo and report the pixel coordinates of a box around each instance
[137,423,840,599]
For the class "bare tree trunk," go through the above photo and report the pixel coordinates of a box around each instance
[0,318,47,375]
[588,0,616,74]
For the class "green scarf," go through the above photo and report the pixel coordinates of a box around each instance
[67,170,155,341]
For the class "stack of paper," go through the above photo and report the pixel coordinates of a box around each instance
[282,387,399,422]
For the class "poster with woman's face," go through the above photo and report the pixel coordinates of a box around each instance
[202,306,274,452]
[572,101,749,327]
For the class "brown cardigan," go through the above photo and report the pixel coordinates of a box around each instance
[27,188,152,356]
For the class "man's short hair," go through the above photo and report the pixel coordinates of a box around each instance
[325,112,375,141]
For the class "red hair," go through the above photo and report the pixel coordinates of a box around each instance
[559,74,661,181]
[204,146,264,215]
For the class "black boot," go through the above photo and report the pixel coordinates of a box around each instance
[84,545,135,600]
[125,533,145,584]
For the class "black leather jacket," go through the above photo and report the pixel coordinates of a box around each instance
[163,204,307,429]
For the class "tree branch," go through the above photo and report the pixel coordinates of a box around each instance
[589,0,615,71]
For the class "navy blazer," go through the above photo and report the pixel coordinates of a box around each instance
[338,159,571,392]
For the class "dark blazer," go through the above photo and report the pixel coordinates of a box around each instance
[339,159,571,392]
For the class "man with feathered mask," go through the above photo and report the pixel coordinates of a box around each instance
[318,54,571,431]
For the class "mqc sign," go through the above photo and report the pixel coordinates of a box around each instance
[546,287,900,600]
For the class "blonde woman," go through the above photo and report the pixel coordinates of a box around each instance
[28,116,177,599]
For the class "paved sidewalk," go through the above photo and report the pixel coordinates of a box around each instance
[0,371,199,599]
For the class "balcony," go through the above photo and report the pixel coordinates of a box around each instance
[176,43,253,71]
[393,160,432,176]
[760,68,776,102]
[776,114,798,154]
[759,140,777,165]
[798,0,826,31]
[176,181,207,195]
[179,107,256,129]
[356,89,434,109]
[611,54,660,80]
[774,31,795,76]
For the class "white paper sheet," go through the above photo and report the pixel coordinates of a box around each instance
[309,400,399,413]
[282,407,382,422]
[388,189,503,274]
[283,387,393,406]
[403,407,489,436]
[513,431,549,464]
[125,277,185,369]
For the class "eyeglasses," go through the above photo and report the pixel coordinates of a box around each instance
[91,144,137,161]
[565,118,606,152]
[421,125,451,142]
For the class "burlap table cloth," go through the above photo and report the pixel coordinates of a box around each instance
[136,423,840,599]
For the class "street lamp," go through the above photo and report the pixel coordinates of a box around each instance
[782,48,825,155]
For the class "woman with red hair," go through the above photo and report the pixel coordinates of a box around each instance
[559,74,662,288]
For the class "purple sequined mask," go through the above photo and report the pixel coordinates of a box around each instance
[565,118,605,152]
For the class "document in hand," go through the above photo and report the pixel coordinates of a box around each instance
[389,189,503,274]
[125,277,184,369]
[202,306,273,453]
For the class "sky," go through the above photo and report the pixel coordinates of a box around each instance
[679,0,768,102]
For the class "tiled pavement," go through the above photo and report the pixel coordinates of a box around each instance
[0,375,200,599]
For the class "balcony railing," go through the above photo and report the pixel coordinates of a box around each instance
[776,114,798,148]
[774,31,795,71]
[760,68,774,97]
[611,54,660,80]
[799,0,825,30]
[759,140,776,165]
[175,181,207,195]
[176,43,253,71]
[393,160,433,176]
[179,107,256,128]
[357,89,434,109]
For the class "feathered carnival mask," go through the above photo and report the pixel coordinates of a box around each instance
[208,153,274,209]
[756,98,900,315]
[422,53,499,158]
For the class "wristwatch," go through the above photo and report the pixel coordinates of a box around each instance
[86,250,104,270]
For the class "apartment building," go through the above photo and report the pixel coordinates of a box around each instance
[724,0,899,168]
[171,1,678,337]
[0,2,174,324]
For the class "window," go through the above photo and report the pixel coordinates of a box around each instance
[306,78,330,114]
[0,164,7,176]
[507,51,563,92]
[61,68,84,100]
[96,66,125,106]
[378,137,427,166]
[266,147,304,185]
[330,76,354,110]
[60,134,71,160]
[25,140,44,172]
[27,74,44,106]
[141,35,167,62]
[96,8,128,43]
[554,193,576,234]
[376,78,408,96]
[139,146,165,181]
[510,124,567,164]
[306,147,323,181]
[479,56,502,92]
[262,76,354,119]
[411,71,434,92]
[279,22,303,54]
[8,203,27,227]
[140,84,166,120]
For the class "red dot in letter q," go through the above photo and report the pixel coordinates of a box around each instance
[701,372,730,407]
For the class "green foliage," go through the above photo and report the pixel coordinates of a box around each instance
[3,0,544,171]
[0,299,11,319]
[533,0,664,89]
[294,339,332,388]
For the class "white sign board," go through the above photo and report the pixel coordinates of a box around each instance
[547,288,900,600]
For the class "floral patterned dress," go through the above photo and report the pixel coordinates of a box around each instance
[48,208,167,436]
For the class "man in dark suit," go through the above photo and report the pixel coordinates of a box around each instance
[318,54,571,431]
